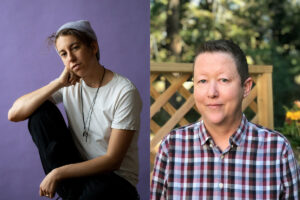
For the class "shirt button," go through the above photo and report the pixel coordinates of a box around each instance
[209,143,213,148]
[219,183,223,189]
[220,155,224,159]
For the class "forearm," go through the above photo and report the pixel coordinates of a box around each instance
[54,154,121,180]
[54,129,135,180]
[8,79,63,122]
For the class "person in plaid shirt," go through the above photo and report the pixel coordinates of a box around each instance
[151,40,300,199]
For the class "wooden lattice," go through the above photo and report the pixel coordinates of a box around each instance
[150,62,274,170]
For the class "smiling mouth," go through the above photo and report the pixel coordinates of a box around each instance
[206,104,223,109]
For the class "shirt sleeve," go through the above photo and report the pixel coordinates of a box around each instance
[280,142,300,199]
[51,88,63,104]
[111,88,142,130]
[151,138,169,200]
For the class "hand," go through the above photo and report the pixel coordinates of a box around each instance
[57,67,80,87]
[39,169,60,199]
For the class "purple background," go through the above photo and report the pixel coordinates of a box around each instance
[0,1,149,199]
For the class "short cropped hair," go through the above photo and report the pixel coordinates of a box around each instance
[195,40,249,84]
[48,29,100,61]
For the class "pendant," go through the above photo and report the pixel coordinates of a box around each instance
[83,131,88,142]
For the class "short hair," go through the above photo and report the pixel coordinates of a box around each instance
[195,40,249,84]
[48,29,100,61]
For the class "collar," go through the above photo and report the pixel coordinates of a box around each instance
[198,114,249,147]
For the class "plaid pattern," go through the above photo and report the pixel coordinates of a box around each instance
[151,115,300,199]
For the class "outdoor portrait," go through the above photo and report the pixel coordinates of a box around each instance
[0,1,149,199]
[150,0,300,199]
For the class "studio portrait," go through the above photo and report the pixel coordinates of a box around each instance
[1,1,149,199]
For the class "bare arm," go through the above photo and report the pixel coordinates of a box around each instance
[39,128,135,198]
[56,128,135,178]
[8,67,79,122]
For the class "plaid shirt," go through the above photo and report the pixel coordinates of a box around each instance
[151,115,300,199]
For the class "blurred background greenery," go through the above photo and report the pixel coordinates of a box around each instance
[150,0,300,155]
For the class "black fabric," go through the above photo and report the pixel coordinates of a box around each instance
[28,100,139,200]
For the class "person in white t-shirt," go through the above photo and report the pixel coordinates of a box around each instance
[8,20,142,200]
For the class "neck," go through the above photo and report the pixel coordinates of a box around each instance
[83,63,105,88]
[204,113,242,151]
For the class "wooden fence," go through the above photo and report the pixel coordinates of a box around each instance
[150,62,273,169]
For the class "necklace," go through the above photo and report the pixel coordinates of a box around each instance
[80,67,106,142]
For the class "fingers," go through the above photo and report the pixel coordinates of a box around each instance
[57,67,71,86]
[39,177,56,199]
[40,187,54,198]
[68,71,80,85]
[39,188,43,196]
[58,67,80,87]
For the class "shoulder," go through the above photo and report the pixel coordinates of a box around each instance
[169,122,201,138]
[110,72,137,92]
[109,73,141,104]
[247,122,292,153]
[106,73,142,111]
[160,122,201,150]
[248,122,288,142]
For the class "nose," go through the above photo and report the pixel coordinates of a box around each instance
[67,52,76,62]
[207,81,219,98]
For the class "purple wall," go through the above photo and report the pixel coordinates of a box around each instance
[0,1,149,199]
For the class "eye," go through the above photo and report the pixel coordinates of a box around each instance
[220,78,229,83]
[72,45,80,51]
[198,79,207,84]
[60,52,67,57]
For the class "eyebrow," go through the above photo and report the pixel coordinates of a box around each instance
[58,42,80,54]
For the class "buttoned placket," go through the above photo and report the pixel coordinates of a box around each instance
[211,141,237,198]
[208,140,224,198]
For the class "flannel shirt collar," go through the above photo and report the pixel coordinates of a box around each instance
[198,114,248,147]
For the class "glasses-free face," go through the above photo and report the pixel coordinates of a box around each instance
[56,35,98,77]
[193,52,252,128]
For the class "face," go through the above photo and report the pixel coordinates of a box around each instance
[56,35,98,77]
[193,52,252,127]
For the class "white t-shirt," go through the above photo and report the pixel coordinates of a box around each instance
[51,72,142,186]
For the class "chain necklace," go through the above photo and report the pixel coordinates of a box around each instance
[80,67,106,142]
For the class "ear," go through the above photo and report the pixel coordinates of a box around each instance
[91,41,99,56]
[243,77,253,98]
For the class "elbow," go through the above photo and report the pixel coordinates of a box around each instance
[8,108,22,122]
[109,158,123,171]
[111,160,122,171]
[114,162,122,171]
[8,109,17,122]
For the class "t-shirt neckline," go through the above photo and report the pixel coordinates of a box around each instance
[81,72,116,90]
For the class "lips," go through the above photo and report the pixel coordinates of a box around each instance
[206,104,223,109]
[71,64,80,71]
